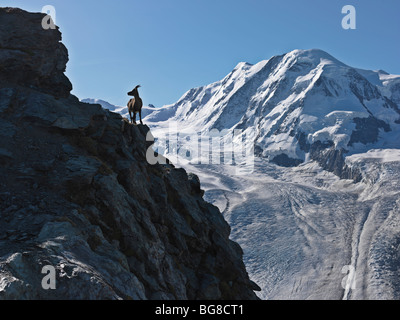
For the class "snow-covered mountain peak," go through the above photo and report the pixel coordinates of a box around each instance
[289,48,347,66]
[110,49,400,180]
[81,98,118,111]
[232,61,254,71]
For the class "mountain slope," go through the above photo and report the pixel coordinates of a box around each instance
[145,49,400,179]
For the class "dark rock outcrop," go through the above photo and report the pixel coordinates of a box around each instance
[296,133,362,182]
[0,7,258,300]
[348,116,391,147]
[271,153,303,167]
[309,142,362,182]
[0,7,72,98]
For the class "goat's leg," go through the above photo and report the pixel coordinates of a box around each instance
[139,109,143,125]
[133,112,137,125]
[129,109,133,124]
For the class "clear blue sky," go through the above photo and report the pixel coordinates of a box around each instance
[3,0,400,107]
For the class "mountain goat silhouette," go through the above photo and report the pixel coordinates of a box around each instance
[127,85,143,125]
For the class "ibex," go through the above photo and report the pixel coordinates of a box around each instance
[127,85,143,125]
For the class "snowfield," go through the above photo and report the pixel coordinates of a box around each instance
[181,157,400,300]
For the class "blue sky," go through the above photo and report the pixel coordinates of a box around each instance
[3,0,400,107]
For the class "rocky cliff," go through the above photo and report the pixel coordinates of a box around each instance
[0,7,259,300]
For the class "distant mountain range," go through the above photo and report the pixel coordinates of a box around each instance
[81,98,157,120]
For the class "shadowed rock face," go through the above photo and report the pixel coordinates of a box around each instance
[0,7,72,98]
[348,116,391,146]
[0,8,259,300]
[294,132,362,182]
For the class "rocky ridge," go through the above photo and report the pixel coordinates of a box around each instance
[0,7,259,300]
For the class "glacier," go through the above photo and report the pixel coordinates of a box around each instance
[84,49,400,300]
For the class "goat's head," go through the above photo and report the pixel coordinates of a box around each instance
[127,85,141,96]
